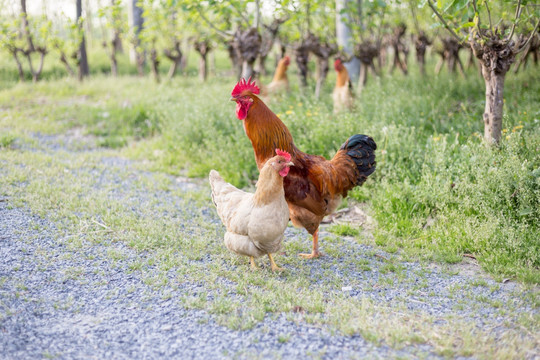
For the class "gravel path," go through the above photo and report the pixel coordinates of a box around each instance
[0,133,538,359]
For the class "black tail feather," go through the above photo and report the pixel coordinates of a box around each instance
[340,134,377,186]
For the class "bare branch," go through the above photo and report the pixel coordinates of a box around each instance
[254,0,260,30]
[409,0,420,33]
[484,0,493,34]
[229,1,250,25]
[516,18,540,53]
[508,0,522,41]
[196,6,234,39]
[427,0,463,43]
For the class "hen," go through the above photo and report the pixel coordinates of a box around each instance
[209,150,294,271]
[332,58,354,113]
[264,55,290,95]
[231,78,376,258]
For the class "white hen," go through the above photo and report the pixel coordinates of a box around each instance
[209,150,293,271]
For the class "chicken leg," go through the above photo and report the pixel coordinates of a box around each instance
[299,229,322,259]
[268,253,283,272]
[250,256,258,270]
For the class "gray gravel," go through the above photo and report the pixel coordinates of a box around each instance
[0,133,538,359]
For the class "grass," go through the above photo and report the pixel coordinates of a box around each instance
[0,50,539,358]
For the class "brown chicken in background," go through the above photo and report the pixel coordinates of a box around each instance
[332,58,354,113]
[209,150,294,271]
[231,78,376,258]
[259,56,290,98]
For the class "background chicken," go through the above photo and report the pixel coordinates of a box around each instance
[332,58,354,113]
[231,78,376,258]
[209,150,294,271]
[259,56,290,98]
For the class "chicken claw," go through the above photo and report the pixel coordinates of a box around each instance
[268,253,284,272]
[298,251,323,259]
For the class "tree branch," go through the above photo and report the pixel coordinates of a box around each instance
[508,0,522,41]
[484,0,493,34]
[229,1,250,25]
[254,0,260,30]
[196,6,234,39]
[516,18,540,53]
[427,0,463,43]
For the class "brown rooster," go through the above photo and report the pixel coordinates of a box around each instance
[231,78,376,258]
[332,58,354,113]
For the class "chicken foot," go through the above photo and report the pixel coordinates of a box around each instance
[268,253,283,272]
[299,229,322,259]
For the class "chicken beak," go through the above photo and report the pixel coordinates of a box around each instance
[286,161,295,167]
[230,97,237,102]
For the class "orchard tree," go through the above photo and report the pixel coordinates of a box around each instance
[408,0,432,76]
[138,0,190,81]
[76,0,89,79]
[98,0,126,76]
[128,0,145,75]
[0,1,50,82]
[427,0,540,145]
[49,16,84,78]
[193,0,263,80]
[0,19,25,81]
[336,0,361,83]
[344,0,387,93]
[279,0,338,94]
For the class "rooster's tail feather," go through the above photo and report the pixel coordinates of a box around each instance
[340,134,377,186]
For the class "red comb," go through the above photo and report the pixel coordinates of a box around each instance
[231,77,260,97]
[275,149,291,162]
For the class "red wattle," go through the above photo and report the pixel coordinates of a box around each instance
[236,102,247,120]
[279,167,290,177]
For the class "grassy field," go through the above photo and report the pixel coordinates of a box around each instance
[1,50,538,284]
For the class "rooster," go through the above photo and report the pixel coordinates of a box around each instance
[209,150,294,271]
[332,58,354,113]
[231,78,376,259]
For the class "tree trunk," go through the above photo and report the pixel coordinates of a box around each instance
[77,0,89,80]
[128,0,144,66]
[33,50,46,82]
[315,58,329,99]
[357,63,367,95]
[470,31,517,145]
[234,28,261,80]
[164,40,183,79]
[294,46,309,87]
[194,40,211,81]
[414,32,430,76]
[59,53,76,77]
[241,60,255,79]
[110,51,118,76]
[199,54,208,81]
[20,0,34,52]
[481,64,505,144]
[11,50,25,81]
[256,55,268,76]
[336,0,360,84]
[150,47,160,83]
